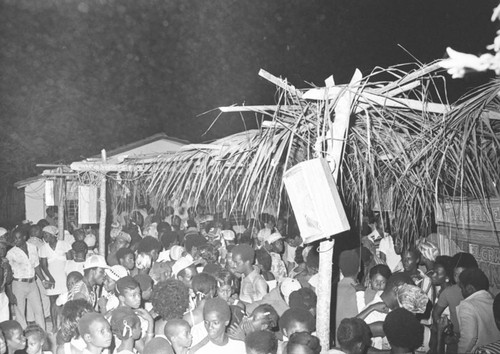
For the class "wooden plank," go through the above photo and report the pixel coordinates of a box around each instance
[258,69,303,98]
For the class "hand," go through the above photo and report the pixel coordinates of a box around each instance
[227,323,246,341]
[351,282,366,292]
[370,302,390,313]
[41,280,54,289]
[8,294,17,306]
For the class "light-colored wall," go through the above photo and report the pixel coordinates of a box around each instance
[24,179,45,223]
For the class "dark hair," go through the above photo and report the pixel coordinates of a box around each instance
[78,313,106,337]
[151,279,190,321]
[72,240,88,254]
[137,236,162,254]
[58,299,95,343]
[232,244,255,264]
[37,219,50,228]
[133,273,154,292]
[459,267,489,292]
[245,330,278,354]
[67,271,83,284]
[116,247,134,261]
[434,255,455,284]
[110,307,140,340]
[287,332,321,354]
[452,252,478,269]
[279,308,315,333]
[306,246,319,270]
[160,229,178,249]
[116,276,140,295]
[383,308,423,351]
[24,324,47,343]
[198,244,220,264]
[0,320,23,339]
[203,298,231,322]
[192,273,217,297]
[337,318,372,353]
[369,264,392,281]
[255,248,272,271]
[251,304,279,331]
[385,272,414,292]
[289,288,317,312]
[405,247,422,261]
[186,219,197,228]
[494,292,500,322]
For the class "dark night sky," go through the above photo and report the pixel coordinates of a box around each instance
[0,0,497,194]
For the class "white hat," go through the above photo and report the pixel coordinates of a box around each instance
[265,232,283,245]
[170,245,185,261]
[221,230,235,241]
[42,225,59,236]
[105,265,129,281]
[280,278,302,304]
[172,254,194,277]
[83,255,109,270]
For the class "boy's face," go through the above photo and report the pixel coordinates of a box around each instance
[174,325,193,349]
[370,274,387,292]
[7,328,26,351]
[121,254,135,270]
[26,334,43,354]
[84,318,112,349]
[204,310,228,341]
[104,277,116,293]
[217,285,232,302]
[120,287,142,309]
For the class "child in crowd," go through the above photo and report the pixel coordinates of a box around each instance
[0,321,26,354]
[78,313,112,354]
[354,264,391,311]
[164,319,192,354]
[245,330,278,354]
[116,248,136,273]
[109,307,142,354]
[24,324,48,354]
[65,241,88,276]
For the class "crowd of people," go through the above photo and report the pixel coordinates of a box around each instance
[0,206,499,354]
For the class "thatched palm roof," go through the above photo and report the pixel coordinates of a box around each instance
[75,63,500,245]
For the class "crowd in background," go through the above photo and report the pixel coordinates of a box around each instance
[0,206,499,354]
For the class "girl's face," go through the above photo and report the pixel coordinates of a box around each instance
[370,273,387,292]
[432,265,449,286]
[104,277,116,292]
[26,334,43,354]
[217,285,232,302]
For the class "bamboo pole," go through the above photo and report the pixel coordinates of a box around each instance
[57,170,65,241]
[99,150,107,256]
[316,70,361,353]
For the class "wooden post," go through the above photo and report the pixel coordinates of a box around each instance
[99,149,107,256]
[57,172,65,241]
[316,70,361,352]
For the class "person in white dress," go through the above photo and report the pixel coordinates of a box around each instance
[39,226,71,331]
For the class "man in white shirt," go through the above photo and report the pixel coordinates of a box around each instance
[457,268,500,353]
[6,227,49,329]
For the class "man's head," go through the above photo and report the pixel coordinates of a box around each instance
[250,304,279,331]
[337,318,372,354]
[116,276,142,309]
[452,252,478,283]
[339,249,360,278]
[137,236,162,263]
[245,330,277,354]
[383,308,423,353]
[289,287,317,317]
[203,298,231,342]
[133,273,154,301]
[83,255,109,286]
[459,267,489,298]
[402,248,421,273]
[46,206,57,218]
[78,313,112,349]
[0,321,25,351]
[278,308,315,338]
[192,273,217,299]
[164,319,193,349]
[72,241,88,260]
[12,228,27,248]
[73,229,86,242]
[231,244,255,274]
[28,225,42,239]
[66,271,84,291]
[116,248,135,270]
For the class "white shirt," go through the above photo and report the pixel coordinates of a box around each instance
[195,338,245,354]
[378,235,402,272]
[6,243,39,278]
